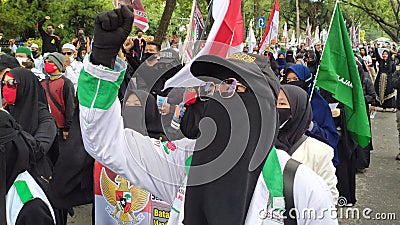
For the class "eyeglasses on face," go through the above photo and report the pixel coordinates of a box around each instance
[2,79,18,89]
[62,52,73,56]
[197,78,247,101]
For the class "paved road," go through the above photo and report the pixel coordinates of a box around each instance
[337,111,400,225]
[67,111,400,225]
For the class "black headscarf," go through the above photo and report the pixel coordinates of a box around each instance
[275,85,312,151]
[122,80,165,139]
[181,53,279,225]
[6,68,50,135]
[0,110,30,191]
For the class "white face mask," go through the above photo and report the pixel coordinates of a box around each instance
[0,36,2,40]
[69,56,75,62]
[16,57,28,65]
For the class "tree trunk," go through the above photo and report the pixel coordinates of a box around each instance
[154,0,177,45]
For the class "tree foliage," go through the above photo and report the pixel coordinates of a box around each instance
[342,0,400,42]
[0,0,397,46]
[0,0,112,43]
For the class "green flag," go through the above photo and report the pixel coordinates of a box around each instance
[316,2,371,147]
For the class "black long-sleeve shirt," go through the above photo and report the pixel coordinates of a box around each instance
[37,18,61,54]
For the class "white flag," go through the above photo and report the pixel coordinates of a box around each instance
[246,19,257,53]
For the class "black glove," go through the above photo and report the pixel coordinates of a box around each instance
[91,5,133,68]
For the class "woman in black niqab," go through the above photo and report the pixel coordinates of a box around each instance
[4,68,57,159]
[180,53,280,225]
[122,80,166,139]
[275,85,312,152]
[0,110,54,225]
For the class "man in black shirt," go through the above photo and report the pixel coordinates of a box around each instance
[37,16,61,54]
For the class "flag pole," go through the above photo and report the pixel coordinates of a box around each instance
[199,0,213,41]
[182,0,197,64]
[308,0,339,102]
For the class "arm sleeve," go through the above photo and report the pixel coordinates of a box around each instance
[62,78,76,132]
[56,38,62,53]
[37,18,47,38]
[16,199,54,225]
[314,146,339,203]
[126,51,141,71]
[294,165,338,225]
[375,47,382,63]
[34,106,57,154]
[64,63,82,92]
[77,56,193,204]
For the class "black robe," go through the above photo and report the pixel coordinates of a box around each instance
[49,104,94,209]
[374,50,396,108]
[320,90,358,205]
[0,111,54,225]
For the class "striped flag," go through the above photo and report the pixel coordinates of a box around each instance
[114,0,149,32]
[164,0,244,89]
[183,0,205,62]
[259,0,279,53]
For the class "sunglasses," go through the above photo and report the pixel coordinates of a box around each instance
[198,78,247,101]
[2,79,18,89]
[62,52,73,56]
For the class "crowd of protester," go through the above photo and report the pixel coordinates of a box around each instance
[1,6,399,225]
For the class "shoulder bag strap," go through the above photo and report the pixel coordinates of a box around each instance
[287,135,308,156]
[45,80,65,114]
[283,158,301,225]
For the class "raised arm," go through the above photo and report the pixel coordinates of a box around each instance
[77,6,192,204]
[37,17,47,38]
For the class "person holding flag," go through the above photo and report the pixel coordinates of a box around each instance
[315,1,371,206]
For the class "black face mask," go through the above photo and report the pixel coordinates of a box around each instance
[138,35,142,38]
[47,29,54,34]
[277,58,286,65]
[288,80,308,91]
[141,52,155,63]
[278,108,291,129]
[122,106,147,135]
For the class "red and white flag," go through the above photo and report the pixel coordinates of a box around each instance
[183,0,205,62]
[259,0,279,53]
[164,0,244,89]
[115,0,149,32]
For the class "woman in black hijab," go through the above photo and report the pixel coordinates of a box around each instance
[275,85,312,151]
[275,85,339,202]
[3,68,58,163]
[180,53,280,225]
[374,49,396,110]
[122,81,166,139]
[0,110,55,225]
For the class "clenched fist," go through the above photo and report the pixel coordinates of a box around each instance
[91,5,134,68]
